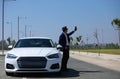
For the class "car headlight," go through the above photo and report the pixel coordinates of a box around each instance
[7,53,17,59]
[47,53,59,59]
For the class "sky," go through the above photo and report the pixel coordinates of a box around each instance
[0,0,120,44]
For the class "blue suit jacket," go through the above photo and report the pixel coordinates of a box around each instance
[59,31,74,48]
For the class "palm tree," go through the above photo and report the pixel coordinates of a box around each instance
[76,36,82,46]
[111,18,120,27]
[12,40,16,46]
[76,36,82,43]
[111,18,120,47]
[70,36,73,48]
[76,36,82,52]
[70,36,73,42]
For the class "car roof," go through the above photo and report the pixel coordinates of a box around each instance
[19,37,51,40]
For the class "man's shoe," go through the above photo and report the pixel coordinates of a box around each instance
[61,68,69,71]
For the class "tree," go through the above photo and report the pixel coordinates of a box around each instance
[94,29,99,48]
[76,36,82,42]
[76,36,82,47]
[94,29,100,56]
[111,18,120,27]
[12,40,16,46]
[7,37,11,45]
[70,36,73,42]
[0,40,8,50]
[111,18,120,47]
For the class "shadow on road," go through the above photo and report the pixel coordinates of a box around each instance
[79,70,102,74]
[9,68,102,78]
[10,68,80,78]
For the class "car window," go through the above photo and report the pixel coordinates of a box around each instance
[14,39,54,48]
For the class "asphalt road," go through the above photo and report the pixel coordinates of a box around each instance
[0,55,120,79]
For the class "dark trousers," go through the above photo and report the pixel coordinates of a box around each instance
[61,47,69,70]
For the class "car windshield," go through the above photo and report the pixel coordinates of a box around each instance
[14,39,55,48]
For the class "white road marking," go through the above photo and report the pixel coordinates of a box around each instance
[22,77,27,79]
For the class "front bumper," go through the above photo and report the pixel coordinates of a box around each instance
[5,57,61,73]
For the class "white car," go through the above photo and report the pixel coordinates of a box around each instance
[5,37,62,76]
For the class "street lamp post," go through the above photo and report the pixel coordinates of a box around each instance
[2,0,5,54]
[18,16,27,40]
[30,30,32,37]
[18,16,19,40]
[25,25,27,37]
[1,0,16,54]
[25,25,31,37]
[6,22,13,44]
[29,26,32,37]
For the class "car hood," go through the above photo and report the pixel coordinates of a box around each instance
[7,48,59,57]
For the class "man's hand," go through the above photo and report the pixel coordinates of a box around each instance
[74,26,77,31]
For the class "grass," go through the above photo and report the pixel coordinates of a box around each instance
[72,49,120,55]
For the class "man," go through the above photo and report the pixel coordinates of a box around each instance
[59,26,77,71]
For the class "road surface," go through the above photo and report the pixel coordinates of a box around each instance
[0,55,120,79]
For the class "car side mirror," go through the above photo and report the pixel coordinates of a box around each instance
[57,45,63,51]
[8,45,13,50]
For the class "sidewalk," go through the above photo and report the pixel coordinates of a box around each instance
[71,51,120,62]
[70,51,120,72]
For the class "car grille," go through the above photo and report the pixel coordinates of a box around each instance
[17,57,47,68]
